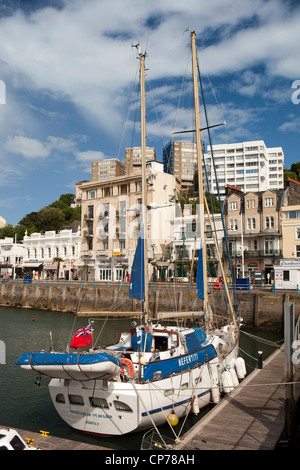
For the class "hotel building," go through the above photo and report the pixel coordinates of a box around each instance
[125,147,156,174]
[92,159,125,181]
[77,161,180,282]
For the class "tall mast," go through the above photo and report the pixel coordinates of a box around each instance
[139,51,149,321]
[191,31,208,314]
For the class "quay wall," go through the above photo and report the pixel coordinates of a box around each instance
[0,282,299,330]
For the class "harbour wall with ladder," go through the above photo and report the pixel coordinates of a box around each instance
[0,281,299,329]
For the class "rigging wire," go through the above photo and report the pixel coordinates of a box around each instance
[197,56,238,317]
[114,63,140,162]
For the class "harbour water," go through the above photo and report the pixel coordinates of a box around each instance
[0,306,283,450]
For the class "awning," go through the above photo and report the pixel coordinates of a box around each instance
[22,263,42,268]
[44,265,57,270]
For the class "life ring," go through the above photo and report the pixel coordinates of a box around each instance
[120,358,134,377]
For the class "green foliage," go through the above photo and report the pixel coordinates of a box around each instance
[0,193,81,241]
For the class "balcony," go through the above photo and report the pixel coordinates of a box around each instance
[226,249,282,259]
[84,213,94,221]
[83,230,93,238]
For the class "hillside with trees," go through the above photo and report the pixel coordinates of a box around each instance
[0,194,81,242]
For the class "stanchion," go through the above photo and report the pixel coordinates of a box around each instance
[258,351,263,369]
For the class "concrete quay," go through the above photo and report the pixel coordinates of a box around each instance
[0,280,299,329]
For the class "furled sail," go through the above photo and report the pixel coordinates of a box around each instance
[129,236,145,301]
[196,239,205,300]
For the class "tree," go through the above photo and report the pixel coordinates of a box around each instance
[36,207,65,232]
[14,193,81,237]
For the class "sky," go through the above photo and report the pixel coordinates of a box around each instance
[0,0,299,226]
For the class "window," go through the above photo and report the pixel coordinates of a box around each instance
[120,200,126,216]
[264,238,274,254]
[296,228,300,240]
[265,197,274,207]
[89,190,96,199]
[265,216,274,229]
[296,245,300,257]
[230,201,238,210]
[286,210,300,219]
[247,218,256,230]
[103,237,108,250]
[68,394,84,406]
[230,219,238,231]
[283,270,290,281]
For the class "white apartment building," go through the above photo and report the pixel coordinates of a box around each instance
[0,238,25,278]
[204,140,284,197]
[22,229,81,280]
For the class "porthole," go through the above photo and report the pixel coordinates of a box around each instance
[113,400,133,413]
[89,397,109,409]
[56,393,65,404]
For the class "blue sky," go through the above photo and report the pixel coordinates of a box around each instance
[0,0,299,225]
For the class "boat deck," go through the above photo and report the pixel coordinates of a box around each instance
[175,346,300,450]
[1,427,110,450]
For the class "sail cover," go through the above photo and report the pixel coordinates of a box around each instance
[196,239,204,300]
[129,236,145,301]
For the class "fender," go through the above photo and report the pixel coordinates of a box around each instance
[120,358,134,377]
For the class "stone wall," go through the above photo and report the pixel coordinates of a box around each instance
[0,283,298,330]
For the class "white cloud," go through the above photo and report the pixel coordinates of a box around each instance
[74,150,107,163]
[4,134,82,159]
[5,135,50,158]
[0,0,297,137]
[278,115,300,134]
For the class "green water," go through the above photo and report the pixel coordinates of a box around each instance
[0,306,283,450]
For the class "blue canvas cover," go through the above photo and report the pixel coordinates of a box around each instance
[131,330,152,352]
[15,352,121,368]
[129,236,145,301]
[142,344,217,382]
[185,328,207,353]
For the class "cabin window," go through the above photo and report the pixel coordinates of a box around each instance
[90,397,109,409]
[164,389,174,397]
[155,336,168,351]
[56,393,65,404]
[180,383,189,390]
[68,394,84,406]
[113,400,133,413]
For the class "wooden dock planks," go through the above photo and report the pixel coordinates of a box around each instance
[13,428,110,450]
[175,346,300,450]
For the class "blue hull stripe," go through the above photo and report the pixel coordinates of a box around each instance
[141,388,211,417]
